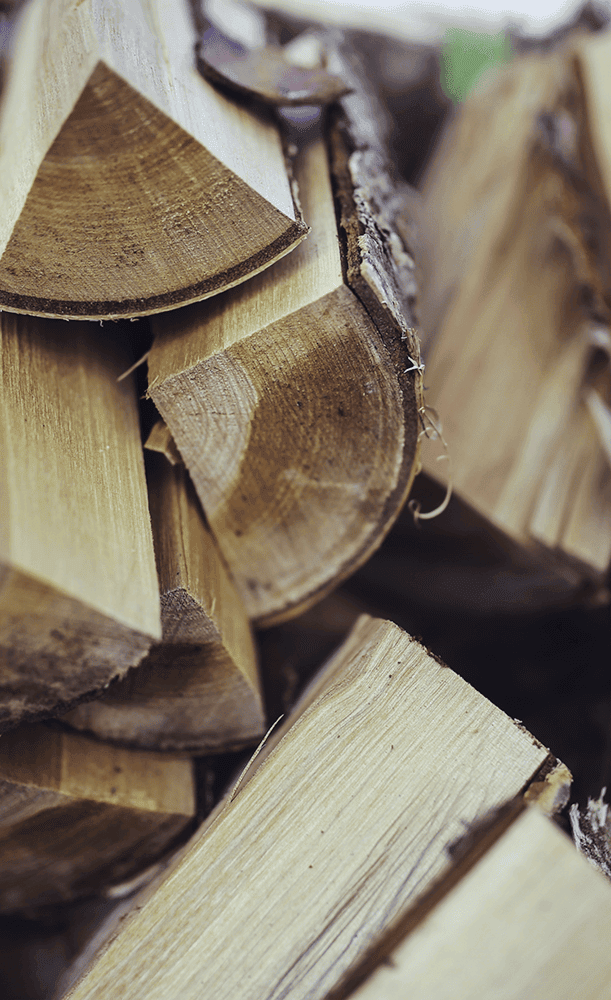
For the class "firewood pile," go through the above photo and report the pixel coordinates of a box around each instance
[1,1,610,997]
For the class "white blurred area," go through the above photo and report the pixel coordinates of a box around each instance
[254,0,597,41]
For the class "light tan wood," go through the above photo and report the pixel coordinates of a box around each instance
[66,616,554,1000]
[149,138,421,625]
[419,44,611,579]
[0,721,195,911]
[579,29,611,209]
[0,312,160,729]
[349,807,611,1000]
[144,418,182,466]
[0,0,305,319]
[64,452,265,753]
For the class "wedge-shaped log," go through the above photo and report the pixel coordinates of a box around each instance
[419,41,611,580]
[346,806,611,1000]
[65,616,563,1000]
[0,0,305,319]
[149,112,422,624]
[0,313,160,729]
[64,452,265,753]
[0,722,195,911]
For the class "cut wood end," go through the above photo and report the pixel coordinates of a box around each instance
[61,640,266,755]
[148,124,424,626]
[0,0,308,319]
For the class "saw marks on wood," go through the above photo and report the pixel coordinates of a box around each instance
[419,43,611,579]
[0,0,305,319]
[0,312,160,729]
[149,138,420,625]
[0,722,194,912]
[64,454,265,753]
[66,616,552,1000]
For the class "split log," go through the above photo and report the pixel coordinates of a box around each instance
[418,38,611,580]
[148,28,423,625]
[0,313,160,730]
[64,616,565,1000]
[0,0,306,319]
[0,721,195,912]
[64,452,265,753]
[344,806,611,1000]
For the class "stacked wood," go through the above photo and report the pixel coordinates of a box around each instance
[0,721,195,912]
[61,616,568,1000]
[0,2,593,994]
[0,0,306,319]
[0,313,160,729]
[63,452,265,753]
[148,65,423,625]
[418,32,611,582]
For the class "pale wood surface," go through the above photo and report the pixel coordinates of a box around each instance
[0,721,194,911]
[419,45,611,578]
[0,0,305,318]
[349,807,611,1000]
[66,616,551,1000]
[64,454,265,752]
[0,313,160,729]
[150,136,420,624]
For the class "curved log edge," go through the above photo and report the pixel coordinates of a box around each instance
[148,20,425,627]
[0,0,306,320]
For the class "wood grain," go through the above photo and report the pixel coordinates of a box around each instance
[419,44,611,579]
[0,0,305,319]
[66,616,553,1000]
[348,807,611,1000]
[149,129,422,625]
[0,721,194,911]
[64,453,265,753]
[0,313,160,729]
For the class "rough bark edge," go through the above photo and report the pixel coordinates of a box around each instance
[253,27,425,627]
[0,220,307,321]
[570,787,611,879]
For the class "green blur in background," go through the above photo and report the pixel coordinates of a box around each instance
[441,28,513,102]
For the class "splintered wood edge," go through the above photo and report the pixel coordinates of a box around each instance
[324,32,424,528]
[252,31,424,626]
[416,46,611,582]
[61,617,564,999]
